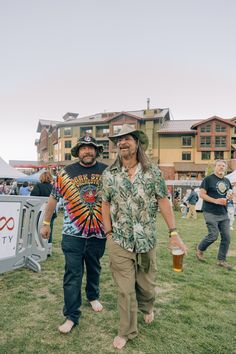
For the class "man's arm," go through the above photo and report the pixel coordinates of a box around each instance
[199,188,227,205]
[158,197,187,254]
[40,196,57,239]
[102,200,112,239]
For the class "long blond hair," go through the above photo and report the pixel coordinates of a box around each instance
[40,171,53,184]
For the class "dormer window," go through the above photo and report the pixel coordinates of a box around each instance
[200,124,211,132]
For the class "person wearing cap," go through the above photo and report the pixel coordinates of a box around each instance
[40,135,108,334]
[101,124,187,350]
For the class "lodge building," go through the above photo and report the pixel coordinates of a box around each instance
[34,106,236,180]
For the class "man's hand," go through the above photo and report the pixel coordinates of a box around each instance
[40,225,51,239]
[215,198,227,206]
[169,233,188,255]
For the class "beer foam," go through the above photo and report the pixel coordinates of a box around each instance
[172,248,184,256]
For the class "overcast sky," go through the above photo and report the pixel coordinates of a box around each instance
[1,0,236,162]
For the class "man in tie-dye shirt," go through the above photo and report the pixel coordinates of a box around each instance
[40,135,107,334]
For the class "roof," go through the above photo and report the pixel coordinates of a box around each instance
[37,119,61,133]
[157,120,199,134]
[174,162,207,172]
[191,116,235,129]
[38,108,170,128]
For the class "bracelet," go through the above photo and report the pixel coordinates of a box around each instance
[43,221,50,226]
[169,228,177,233]
[105,229,112,236]
[169,231,178,238]
[106,232,112,238]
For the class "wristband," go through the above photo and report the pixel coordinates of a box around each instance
[169,228,177,233]
[169,231,178,238]
[43,221,50,226]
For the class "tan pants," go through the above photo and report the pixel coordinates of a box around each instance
[187,204,197,219]
[107,239,157,339]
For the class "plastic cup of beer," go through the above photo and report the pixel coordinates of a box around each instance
[172,247,184,272]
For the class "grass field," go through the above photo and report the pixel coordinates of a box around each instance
[0,212,236,354]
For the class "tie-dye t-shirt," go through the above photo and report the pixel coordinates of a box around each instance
[51,161,107,238]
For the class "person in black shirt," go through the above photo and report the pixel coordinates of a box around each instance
[40,136,108,334]
[196,160,233,270]
[31,171,56,255]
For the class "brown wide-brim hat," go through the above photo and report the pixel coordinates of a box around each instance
[71,135,104,157]
[109,124,149,151]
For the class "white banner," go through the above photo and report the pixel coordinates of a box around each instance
[0,202,21,260]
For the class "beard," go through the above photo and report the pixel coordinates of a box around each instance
[80,154,96,165]
[118,146,136,160]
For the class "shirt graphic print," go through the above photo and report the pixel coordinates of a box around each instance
[52,161,107,238]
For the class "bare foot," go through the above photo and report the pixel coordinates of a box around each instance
[58,319,74,334]
[113,336,127,350]
[90,300,103,312]
[144,311,154,324]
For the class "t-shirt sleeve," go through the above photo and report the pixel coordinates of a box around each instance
[200,177,208,191]
[51,175,62,201]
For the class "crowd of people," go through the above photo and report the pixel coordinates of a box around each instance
[1,128,235,350]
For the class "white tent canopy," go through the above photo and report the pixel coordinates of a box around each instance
[225,170,236,184]
[0,157,27,179]
[16,168,47,184]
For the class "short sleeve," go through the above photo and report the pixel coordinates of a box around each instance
[51,174,62,201]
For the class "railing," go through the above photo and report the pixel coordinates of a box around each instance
[0,195,49,274]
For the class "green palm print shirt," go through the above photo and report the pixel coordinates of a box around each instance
[101,161,168,253]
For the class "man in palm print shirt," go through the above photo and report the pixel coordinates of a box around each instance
[102,125,187,350]
[40,135,107,334]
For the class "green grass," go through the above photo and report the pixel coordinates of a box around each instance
[0,212,236,354]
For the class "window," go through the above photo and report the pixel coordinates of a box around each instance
[102,128,109,137]
[100,141,109,150]
[215,136,226,147]
[214,151,224,159]
[65,153,71,161]
[102,152,109,159]
[80,127,93,136]
[201,151,211,160]
[64,140,71,148]
[200,124,211,132]
[96,126,109,137]
[200,136,211,147]
[215,124,226,132]
[182,136,192,146]
[64,127,72,136]
[182,152,191,160]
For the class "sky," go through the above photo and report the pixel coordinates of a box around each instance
[1,0,236,163]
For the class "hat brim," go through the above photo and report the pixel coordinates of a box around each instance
[109,130,149,151]
[71,142,104,157]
